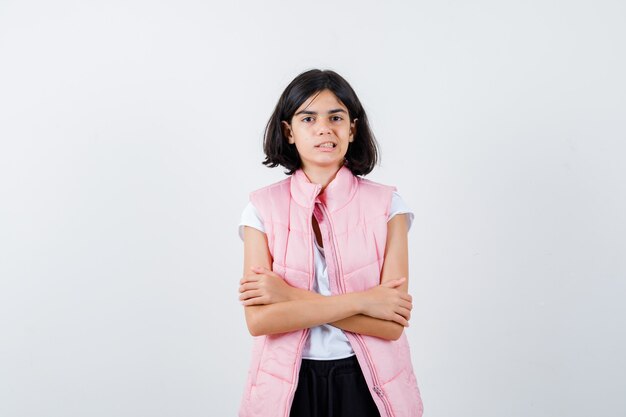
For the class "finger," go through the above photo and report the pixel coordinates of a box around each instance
[392,313,409,327]
[397,306,412,321]
[381,277,406,288]
[382,278,406,287]
[395,304,410,317]
[242,296,268,306]
[399,299,413,311]
[255,267,281,279]
[394,305,411,317]
[394,277,406,287]
[239,283,259,293]
[239,289,262,301]
[241,274,260,284]
[399,292,412,301]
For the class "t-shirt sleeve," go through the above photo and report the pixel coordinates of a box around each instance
[388,191,415,232]
[238,201,265,241]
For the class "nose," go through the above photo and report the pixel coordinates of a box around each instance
[317,119,332,135]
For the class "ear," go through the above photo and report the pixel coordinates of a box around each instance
[349,118,358,143]
[281,121,294,144]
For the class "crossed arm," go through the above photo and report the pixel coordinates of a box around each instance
[239,214,412,341]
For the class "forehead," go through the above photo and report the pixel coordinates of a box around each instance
[296,89,347,113]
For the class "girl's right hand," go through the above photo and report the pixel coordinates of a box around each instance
[359,278,413,326]
[239,266,294,306]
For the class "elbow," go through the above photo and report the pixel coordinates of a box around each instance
[248,327,262,337]
[390,330,403,341]
[248,324,275,337]
[373,329,402,341]
[387,323,405,341]
[246,317,262,337]
[386,331,402,341]
[369,325,404,341]
[245,309,267,337]
[247,320,269,337]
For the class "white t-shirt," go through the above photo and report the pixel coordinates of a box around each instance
[238,191,414,360]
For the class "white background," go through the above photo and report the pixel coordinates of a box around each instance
[1,1,625,416]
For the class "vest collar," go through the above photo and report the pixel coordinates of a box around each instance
[290,165,359,212]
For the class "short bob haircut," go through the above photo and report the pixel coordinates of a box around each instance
[262,69,379,176]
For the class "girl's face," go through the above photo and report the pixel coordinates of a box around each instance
[282,89,356,172]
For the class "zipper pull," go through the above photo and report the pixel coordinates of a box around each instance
[373,386,384,398]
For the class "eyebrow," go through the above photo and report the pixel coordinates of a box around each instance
[294,108,347,116]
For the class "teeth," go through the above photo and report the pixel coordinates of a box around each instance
[318,142,335,148]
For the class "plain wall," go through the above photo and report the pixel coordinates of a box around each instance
[1,1,624,416]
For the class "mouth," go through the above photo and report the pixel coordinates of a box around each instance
[315,142,337,148]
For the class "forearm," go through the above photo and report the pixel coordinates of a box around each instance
[280,287,405,340]
[244,292,361,336]
[330,314,404,340]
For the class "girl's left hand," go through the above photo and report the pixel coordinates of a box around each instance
[239,266,294,306]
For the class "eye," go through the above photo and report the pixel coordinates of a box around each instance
[331,115,344,122]
[302,116,314,123]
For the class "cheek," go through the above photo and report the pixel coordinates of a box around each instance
[293,141,311,156]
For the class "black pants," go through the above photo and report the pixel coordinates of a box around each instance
[289,356,381,417]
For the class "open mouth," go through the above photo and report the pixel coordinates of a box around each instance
[316,142,336,148]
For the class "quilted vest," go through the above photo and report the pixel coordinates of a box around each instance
[239,166,424,417]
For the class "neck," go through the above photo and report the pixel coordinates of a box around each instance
[301,164,343,191]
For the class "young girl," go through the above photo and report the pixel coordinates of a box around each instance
[237,69,424,417]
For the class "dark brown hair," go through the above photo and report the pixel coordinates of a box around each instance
[262,69,379,176]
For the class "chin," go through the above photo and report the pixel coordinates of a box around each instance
[308,159,343,168]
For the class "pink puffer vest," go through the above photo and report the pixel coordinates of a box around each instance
[239,166,424,417]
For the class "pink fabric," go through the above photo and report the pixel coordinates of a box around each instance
[239,166,424,417]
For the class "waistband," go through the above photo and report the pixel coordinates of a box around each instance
[299,355,361,377]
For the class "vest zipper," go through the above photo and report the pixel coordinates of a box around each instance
[284,195,319,417]
[317,203,395,417]
[284,328,308,417]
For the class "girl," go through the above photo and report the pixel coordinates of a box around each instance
[237,69,424,417]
